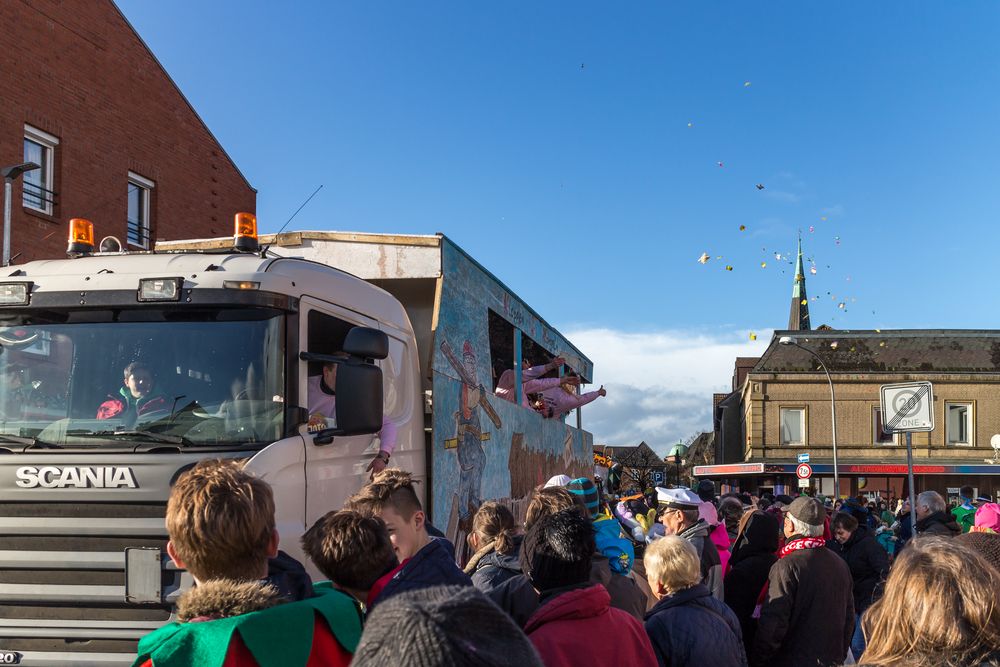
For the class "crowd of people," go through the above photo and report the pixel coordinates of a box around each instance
[134,463,1000,667]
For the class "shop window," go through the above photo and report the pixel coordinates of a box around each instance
[946,402,974,446]
[23,125,59,215]
[779,407,805,446]
[872,407,894,445]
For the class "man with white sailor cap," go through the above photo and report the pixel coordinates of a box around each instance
[655,487,724,600]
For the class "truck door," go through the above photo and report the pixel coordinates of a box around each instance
[299,297,382,526]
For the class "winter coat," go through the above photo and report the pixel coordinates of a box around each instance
[724,511,779,654]
[96,387,168,421]
[710,521,732,575]
[645,583,748,667]
[751,541,854,667]
[524,583,657,666]
[466,535,522,593]
[895,510,913,544]
[134,579,361,667]
[485,573,539,627]
[678,519,724,600]
[372,537,472,609]
[591,553,648,619]
[916,511,961,538]
[831,526,889,614]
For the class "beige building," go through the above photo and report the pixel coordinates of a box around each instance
[699,241,1000,501]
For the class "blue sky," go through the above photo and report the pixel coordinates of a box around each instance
[117,1,1000,452]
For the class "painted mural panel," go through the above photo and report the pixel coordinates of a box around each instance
[431,238,594,558]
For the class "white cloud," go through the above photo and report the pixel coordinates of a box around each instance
[567,327,772,457]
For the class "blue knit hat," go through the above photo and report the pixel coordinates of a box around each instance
[567,477,600,520]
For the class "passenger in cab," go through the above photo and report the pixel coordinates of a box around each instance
[307,358,398,476]
[96,361,168,424]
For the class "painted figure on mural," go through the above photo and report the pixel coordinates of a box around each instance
[440,339,503,530]
[456,341,486,520]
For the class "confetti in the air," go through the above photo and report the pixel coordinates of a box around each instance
[830,341,839,349]
[725,265,733,271]
[744,81,752,87]
[749,332,757,340]
[688,122,694,128]
[838,302,846,309]
[739,225,746,231]
[697,253,710,264]
[809,226,815,233]
[761,262,767,268]
[718,161,725,168]
[810,266,817,275]
[755,184,765,190]
[835,236,841,245]
[879,341,886,348]
[774,252,783,261]
[801,299,807,306]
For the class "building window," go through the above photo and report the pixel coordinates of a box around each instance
[22,125,59,215]
[873,407,894,445]
[127,172,155,248]
[780,407,805,446]
[946,402,974,446]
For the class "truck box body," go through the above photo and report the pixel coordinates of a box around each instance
[0,230,594,664]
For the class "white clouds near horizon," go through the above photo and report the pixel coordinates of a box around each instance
[567,327,771,458]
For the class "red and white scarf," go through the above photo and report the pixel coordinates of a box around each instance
[752,536,827,619]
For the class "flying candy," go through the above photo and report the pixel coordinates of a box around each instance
[725,265,733,271]
[810,266,817,275]
[744,81,752,87]
[755,184,765,190]
[749,332,757,340]
[801,299,807,306]
[809,226,815,233]
[761,262,767,268]
[718,161,725,168]
[739,225,746,231]
[697,253,710,264]
[830,341,839,349]
[838,302,846,309]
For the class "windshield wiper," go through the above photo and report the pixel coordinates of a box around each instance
[80,430,195,447]
[0,434,60,450]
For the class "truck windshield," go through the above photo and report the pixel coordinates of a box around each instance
[0,309,285,448]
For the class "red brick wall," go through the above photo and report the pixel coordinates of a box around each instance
[0,0,255,262]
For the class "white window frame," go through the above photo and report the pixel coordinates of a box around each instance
[945,401,975,447]
[872,407,895,446]
[23,125,59,215]
[127,171,155,249]
[779,406,807,446]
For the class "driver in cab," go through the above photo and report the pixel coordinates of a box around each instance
[308,358,397,478]
[97,361,168,423]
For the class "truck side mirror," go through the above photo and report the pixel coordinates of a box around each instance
[343,326,388,360]
[299,326,387,443]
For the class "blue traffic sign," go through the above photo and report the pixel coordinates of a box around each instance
[797,453,810,463]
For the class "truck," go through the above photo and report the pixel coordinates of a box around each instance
[0,217,596,665]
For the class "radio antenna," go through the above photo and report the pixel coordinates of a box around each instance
[260,184,324,256]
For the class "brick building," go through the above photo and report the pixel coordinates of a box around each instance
[0,0,255,263]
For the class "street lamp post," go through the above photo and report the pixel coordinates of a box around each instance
[1,162,41,267]
[779,336,840,498]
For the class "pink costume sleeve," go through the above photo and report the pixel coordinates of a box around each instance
[521,364,550,382]
[378,416,398,455]
[494,370,516,402]
[551,390,602,418]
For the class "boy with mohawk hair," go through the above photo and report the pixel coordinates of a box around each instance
[346,468,471,609]
[133,459,362,667]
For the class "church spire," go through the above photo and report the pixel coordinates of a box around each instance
[788,233,811,330]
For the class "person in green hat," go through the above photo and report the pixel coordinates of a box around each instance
[133,459,362,667]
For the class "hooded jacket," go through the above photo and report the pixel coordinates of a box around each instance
[133,580,361,667]
[485,552,648,627]
[724,511,779,654]
[916,511,962,538]
[96,387,168,421]
[524,583,656,666]
[645,583,748,667]
[831,525,889,614]
[678,519,724,600]
[465,535,523,593]
[751,539,854,667]
[371,536,472,609]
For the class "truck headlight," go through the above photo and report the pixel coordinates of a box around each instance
[0,282,32,305]
[137,277,183,302]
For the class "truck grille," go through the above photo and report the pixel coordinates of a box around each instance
[0,502,182,665]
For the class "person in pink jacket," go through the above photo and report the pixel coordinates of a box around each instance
[495,356,571,408]
[700,501,733,574]
[536,379,607,419]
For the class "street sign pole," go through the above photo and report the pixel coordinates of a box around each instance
[906,431,917,531]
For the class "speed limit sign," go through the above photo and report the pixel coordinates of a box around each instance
[795,463,813,479]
